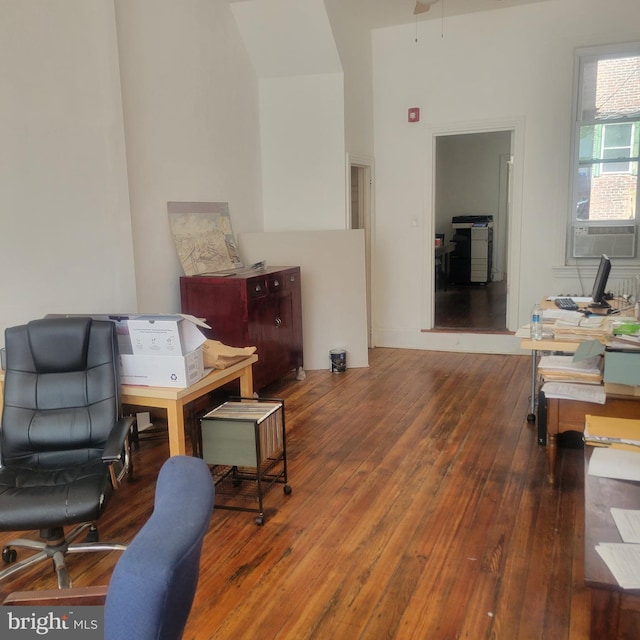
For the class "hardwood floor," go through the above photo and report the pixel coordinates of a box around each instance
[435,280,508,332]
[0,348,604,638]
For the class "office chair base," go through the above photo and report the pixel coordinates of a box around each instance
[0,523,126,589]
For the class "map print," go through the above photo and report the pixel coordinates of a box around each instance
[167,202,243,276]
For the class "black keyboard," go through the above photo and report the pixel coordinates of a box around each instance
[554,297,579,311]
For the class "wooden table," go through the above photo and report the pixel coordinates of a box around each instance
[545,395,640,485]
[584,447,640,638]
[0,354,257,458]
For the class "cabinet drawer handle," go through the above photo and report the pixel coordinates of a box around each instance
[254,284,262,293]
[275,317,282,328]
[273,279,280,288]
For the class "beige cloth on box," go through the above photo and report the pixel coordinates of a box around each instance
[202,340,257,369]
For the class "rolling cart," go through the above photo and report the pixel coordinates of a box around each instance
[200,398,291,525]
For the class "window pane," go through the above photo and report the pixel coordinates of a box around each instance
[602,157,631,173]
[572,48,640,234]
[579,56,640,121]
[579,125,596,162]
[603,122,633,148]
[575,162,637,220]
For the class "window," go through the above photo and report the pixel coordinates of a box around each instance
[571,46,640,226]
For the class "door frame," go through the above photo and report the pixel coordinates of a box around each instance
[424,118,524,332]
[347,153,375,348]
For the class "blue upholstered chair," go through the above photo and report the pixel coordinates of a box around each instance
[104,455,214,639]
[3,455,215,640]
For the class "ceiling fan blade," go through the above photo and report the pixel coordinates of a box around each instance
[414,1,437,15]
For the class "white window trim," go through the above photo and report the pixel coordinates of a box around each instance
[566,43,640,267]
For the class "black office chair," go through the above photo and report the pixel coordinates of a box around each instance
[0,317,134,588]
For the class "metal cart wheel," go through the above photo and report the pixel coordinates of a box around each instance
[284,484,292,495]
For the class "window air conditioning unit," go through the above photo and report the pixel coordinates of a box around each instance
[572,225,636,258]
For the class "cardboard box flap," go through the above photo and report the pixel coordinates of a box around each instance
[128,315,207,356]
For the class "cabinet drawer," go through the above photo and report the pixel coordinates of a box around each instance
[248,278,269,299]
[282,270,299,291]
[268,274,284,294]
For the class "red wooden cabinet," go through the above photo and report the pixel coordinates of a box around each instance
[180,267,303,391]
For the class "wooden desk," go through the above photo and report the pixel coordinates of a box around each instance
[520,296,628,420]
[584,447,640,639]
[546,395,640,485]
[0,355,257,458]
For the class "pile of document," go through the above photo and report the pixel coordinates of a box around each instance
[552,315,610,342]
[538,354,603,384]
[586,415,640,589]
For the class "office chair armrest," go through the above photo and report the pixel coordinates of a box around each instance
[3,585,109,606]
[102,415,135,463]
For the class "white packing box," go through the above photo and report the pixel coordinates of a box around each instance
[127,315,208,357]
[119,347,205,388]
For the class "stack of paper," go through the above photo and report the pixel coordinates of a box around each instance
[541,382,606,403]
[584,415,640,450]
[588,447,640,481]
[608,334,640,351]
[593,506,640,589]
[552,316,610,342]
[586,425,640,590]
[538,354,603,384]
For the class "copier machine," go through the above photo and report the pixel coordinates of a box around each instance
[450,215,493,284]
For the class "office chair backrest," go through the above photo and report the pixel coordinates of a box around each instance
[104,456,215,640]
[1,317,121,467]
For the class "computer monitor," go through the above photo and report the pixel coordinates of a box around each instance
[588,254,611,309]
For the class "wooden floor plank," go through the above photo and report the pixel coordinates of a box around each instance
[0,347,624,639]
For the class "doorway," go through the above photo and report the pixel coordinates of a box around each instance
[433,130,512,332]
[348,156,373,347]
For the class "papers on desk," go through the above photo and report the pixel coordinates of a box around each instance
[588,447,640,481]
[542,309,584,322]
[594,506,640,589]
[595,544,640,589]
[609,334,640,351]
[611,508,640,543]
[538,354,603,384]
[587,424,640,591]
[584,415,640,450]
[540,382,606,403]
[552,316,610,342]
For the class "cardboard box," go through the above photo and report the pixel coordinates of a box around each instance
[604,350,640,386]
[127,315,207,357]
[119,347,204,388]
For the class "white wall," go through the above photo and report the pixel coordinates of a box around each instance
[259,73,347,230]
[231,0,347,231]
[370,0,640,353]
[0,0,137,343]
[324,0,375,159]
[114,0,263,313]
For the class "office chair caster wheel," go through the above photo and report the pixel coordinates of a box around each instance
[527,413,536,423]
[255,516,264,526]
[86,527,99,543]
[2,547,17,564]
[284,484,292,495]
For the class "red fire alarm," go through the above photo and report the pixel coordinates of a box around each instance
[408,107,420,123]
